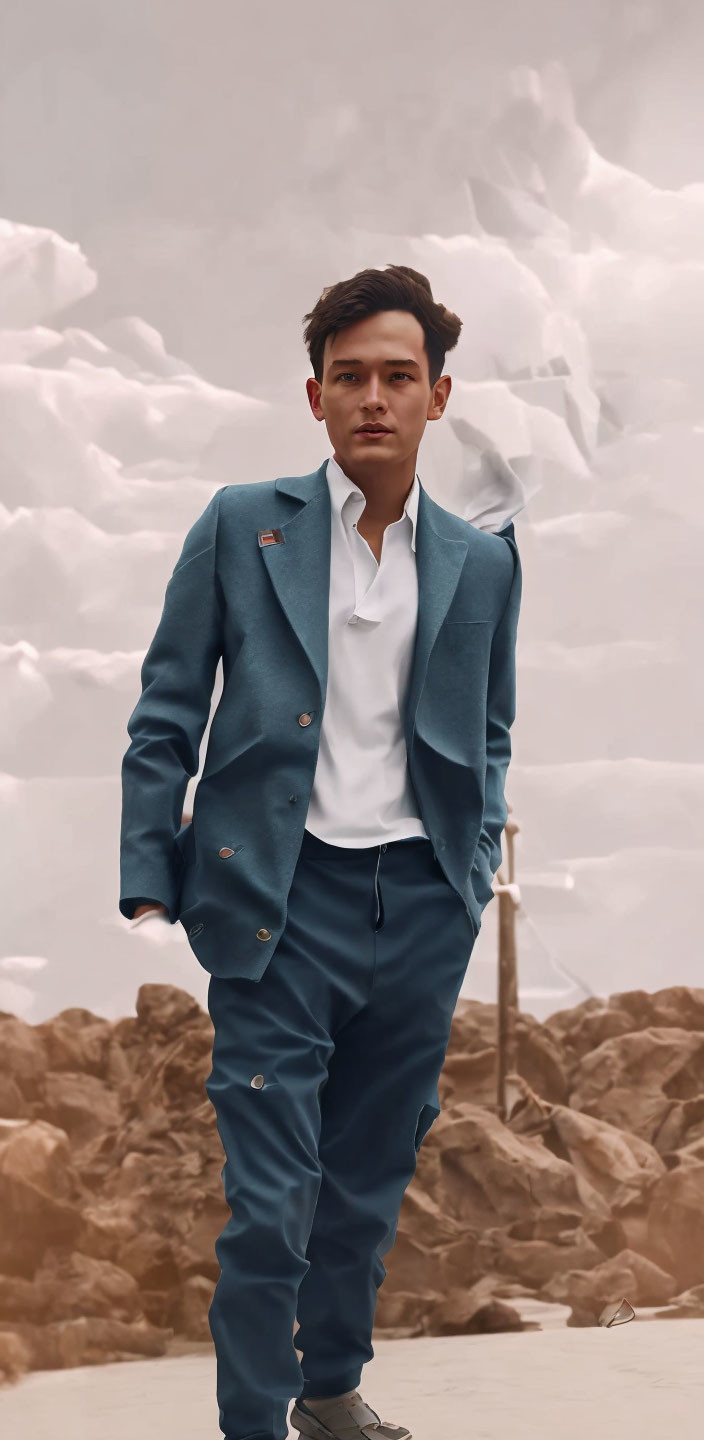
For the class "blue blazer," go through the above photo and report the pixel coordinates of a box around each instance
[119,457,522,980]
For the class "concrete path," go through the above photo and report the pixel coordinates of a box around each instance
[2,1314,702,1440]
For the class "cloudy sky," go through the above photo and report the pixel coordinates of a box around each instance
[1,0,702,1024]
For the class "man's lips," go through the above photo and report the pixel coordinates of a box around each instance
[355,425,392,433]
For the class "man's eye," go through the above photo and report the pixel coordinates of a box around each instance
[336,372,413,381]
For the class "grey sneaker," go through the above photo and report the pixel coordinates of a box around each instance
[290,1389,412,1440]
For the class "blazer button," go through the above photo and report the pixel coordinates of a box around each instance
[298,712,312,726]
[219,847,235,858]
[189,922,204,938]
[250,1074,265,1089]
[256,928,272,941]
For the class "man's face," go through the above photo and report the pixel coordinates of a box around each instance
[306,309,451,471]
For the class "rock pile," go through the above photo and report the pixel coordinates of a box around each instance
[1,983,703,1384]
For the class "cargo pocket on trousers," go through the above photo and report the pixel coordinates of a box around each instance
[414,1100,441,1153]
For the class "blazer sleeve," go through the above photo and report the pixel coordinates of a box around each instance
[469,522,522,913]
[119,487,226,923]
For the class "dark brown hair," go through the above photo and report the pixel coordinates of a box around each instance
[302,264,462,389]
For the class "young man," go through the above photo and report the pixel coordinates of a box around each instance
[119,264,522,1440]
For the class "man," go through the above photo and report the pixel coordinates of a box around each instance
[120,264,523,1440]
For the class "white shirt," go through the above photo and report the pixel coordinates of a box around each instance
[304,454,517,848]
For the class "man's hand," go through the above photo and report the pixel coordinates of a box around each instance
[132,902,169,921]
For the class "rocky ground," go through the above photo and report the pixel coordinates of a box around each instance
[2,983,704,1388]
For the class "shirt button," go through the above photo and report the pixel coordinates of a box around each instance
[298,713,312,726]
[349,615,358,625]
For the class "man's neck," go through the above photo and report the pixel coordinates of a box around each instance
[332,450,415,527]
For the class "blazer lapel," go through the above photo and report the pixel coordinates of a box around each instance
[262,459,469,756]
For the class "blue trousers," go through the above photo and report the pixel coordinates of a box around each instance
[204,826,477,1440]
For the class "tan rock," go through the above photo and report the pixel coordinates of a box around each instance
[23,1315,173,1370]
[112,1149,158,1196]
[647,1160,704,1288]
[609,1203,652,1257]
[610,1248,676,1304]
[398,1177,464,1248]
[427,1276,526,1334]
[173,1274,215,1341]
[0,1075,29,1119]
[116,1229,180,1289]
[540,1248,674,1313]
[171,1190,230,1281]
[433,1235,483,1294]
[385,1228,464,1297]
[545,988,704,1063]
[670,1132,704,1164]
[450,998,500,1051]
[442,1007,568,1107]
[569,1028,704,1143]
[0,1171,82,1277]
[0,1118,80,1201]
[0,1273,44,1323]
[78,1197,145,1263]
[42,1071,121,1147]
[473,1226,605,1289]
[0,1015,49,1101]
[36,1008,111,1077]
[434,1102,609,1228]
[147,1027,215,1112]
[547,1102,666,1207]
[135,983,206,1038]
[0,1327,32,1382]
[542,996,609,1041]
[654,1282,704,1318]
[553,1006,635,1062]
[440,1046,497,1108]
[505,1207,587,1241]
[540,1260,629,1318]
[513,1013,569,1103]
[33,1249,143,1321]
[373,1287,437,1336]
[611,987,704,1033]
[4,982,704,1386]
[652,1095,704,1154]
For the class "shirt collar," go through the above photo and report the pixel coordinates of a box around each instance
[326,453,419,553]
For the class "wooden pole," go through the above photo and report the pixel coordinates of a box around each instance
[496,805,520,1120]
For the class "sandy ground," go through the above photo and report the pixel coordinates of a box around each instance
[2,1311,703,1440]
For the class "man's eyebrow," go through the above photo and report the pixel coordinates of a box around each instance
[329,358,421,369]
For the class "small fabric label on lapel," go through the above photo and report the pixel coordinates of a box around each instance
[258,528,285,547]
